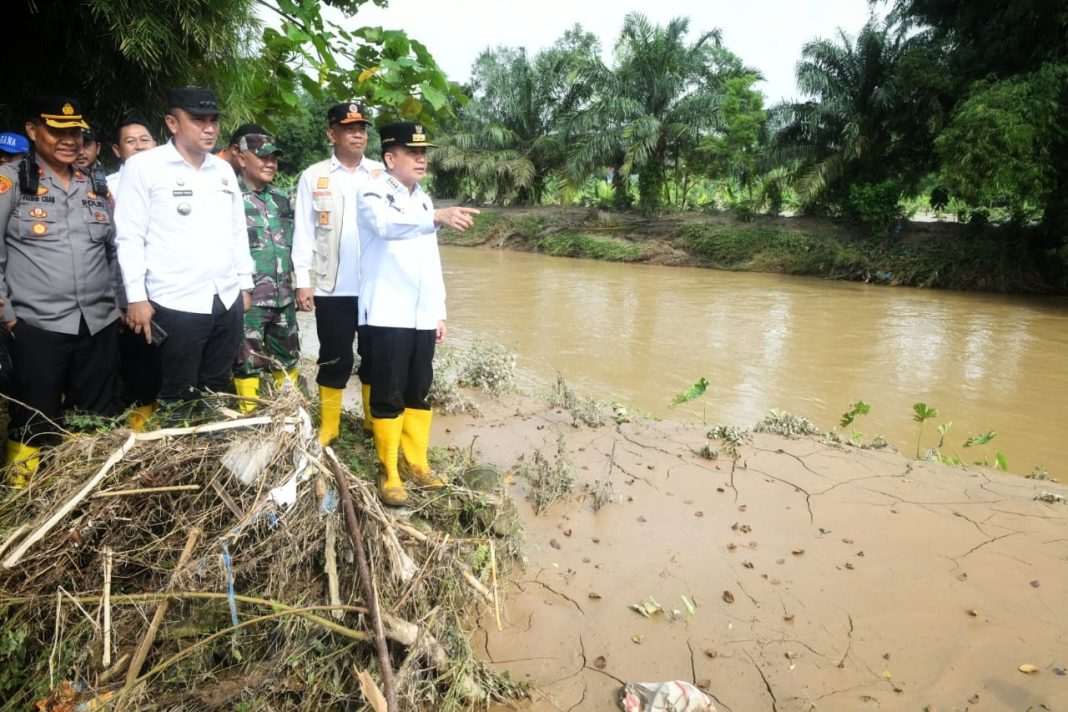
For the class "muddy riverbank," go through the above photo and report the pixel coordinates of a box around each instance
[430,387,1068,711]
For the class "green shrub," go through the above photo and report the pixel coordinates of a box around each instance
[537,233,642,262]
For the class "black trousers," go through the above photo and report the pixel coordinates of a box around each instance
[118,323,162,407]
[8,318,119,444]
[365,326,435,419]
[314,296,368,388]
[151,295,243,402]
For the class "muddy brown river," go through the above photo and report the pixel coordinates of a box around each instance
[438,246,1067,477]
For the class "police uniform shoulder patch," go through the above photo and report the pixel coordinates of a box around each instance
[384,175,401,191]
[0,175,11,195]
[370,169,382,179]
[37,185,48,196]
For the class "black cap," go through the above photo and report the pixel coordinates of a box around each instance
[30,95,90,129]
[82,128,97,143]
[327,101,371,126]
[230,123,267,145]
[379,122,435,149]
[167,87,222,116]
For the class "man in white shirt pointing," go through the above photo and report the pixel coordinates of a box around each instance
[114,86,254,413]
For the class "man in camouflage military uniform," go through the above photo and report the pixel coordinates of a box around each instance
[229,124,299,410]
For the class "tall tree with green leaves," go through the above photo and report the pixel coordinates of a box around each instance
[769,17,934,219]
[433,25,599,204]
[567,13,753,214]
[885,0,1068,243]
[2,0,457,143]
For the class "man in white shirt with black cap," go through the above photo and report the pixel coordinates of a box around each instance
[114,86,254,413]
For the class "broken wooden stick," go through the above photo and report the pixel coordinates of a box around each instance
[325,448,398,712]
[102,547,113,668]
[3,433,137,569]
[124,527,201,690]
[92,484,200,498]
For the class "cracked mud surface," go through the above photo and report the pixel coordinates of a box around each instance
[434,393,1068,711]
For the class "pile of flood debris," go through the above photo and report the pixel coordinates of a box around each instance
[0,387,524,711]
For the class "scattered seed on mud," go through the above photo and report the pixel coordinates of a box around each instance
[592,537,600,543]
[589,592,602,600]
[791,549,805,555]
[594,656,607,670]
[563,528,572,537]
[1019,664,1039,674]
[967,608,978,616]
[743,561,754,569]
[722,590,735,604]
[776,558,785,565]
[697,678,711,691]
[845,562,855,570]
[1030,580,1041,588]
[705,648,718,658]
[783,613,795,622]
[695,511,704,518]
[726,542,737,551]
[842,538,854,545]
[550,539,561,550]
[632,635,644,644]
[637,515,647,523]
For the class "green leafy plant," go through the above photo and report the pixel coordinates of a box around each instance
[964,431,1008,470]
[671,377,710,406]
[912,402,939,457]
[839,400,871,444]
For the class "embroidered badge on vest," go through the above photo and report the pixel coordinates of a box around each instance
[317,177,329,189]
[31,222,47,236]
[0,175,11,195]
[28,207,47,219]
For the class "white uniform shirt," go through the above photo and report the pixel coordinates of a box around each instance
[105,168,122,196]
[357,173,445,330]
[114,140,254,313]
[292,154,383,297]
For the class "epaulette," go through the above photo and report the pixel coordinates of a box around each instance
[384,175,402,192]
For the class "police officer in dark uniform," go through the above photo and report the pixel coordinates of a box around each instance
[0,96,121,484]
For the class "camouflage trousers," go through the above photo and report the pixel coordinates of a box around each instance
[233,302,300,377]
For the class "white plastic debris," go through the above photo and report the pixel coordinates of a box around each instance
[619,681,716,712]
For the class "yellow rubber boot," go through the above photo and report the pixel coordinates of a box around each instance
[361,383,373,435]
[128,402,159,432]
[318,385,344,447]
[5,440,40,487]
[372,415,408,505]
[272,368,299,389]
[399,408,445,487]
[234,376,261,414]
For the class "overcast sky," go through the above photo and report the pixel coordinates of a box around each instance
[347,0,887,104]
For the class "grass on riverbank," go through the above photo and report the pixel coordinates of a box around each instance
[439,207,1065,293]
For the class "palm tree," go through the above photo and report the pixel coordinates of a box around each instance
[434,27,598,203]
[768,17,935,214]
[566,14,755,214]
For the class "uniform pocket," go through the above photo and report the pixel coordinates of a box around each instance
[85,208,113,243]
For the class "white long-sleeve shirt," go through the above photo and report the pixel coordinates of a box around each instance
[357,173,445,329]
[114,141,254,312]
